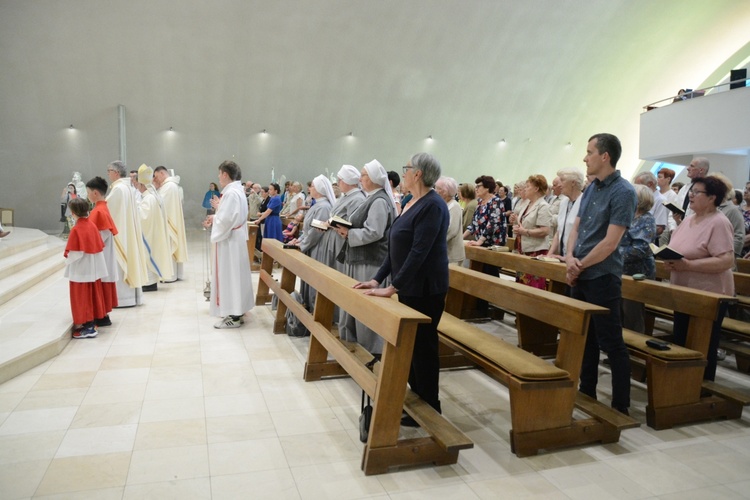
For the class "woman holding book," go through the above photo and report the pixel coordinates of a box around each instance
[290,175,336,310]
[662,176,734,380]
[335,160,397,356]
[255,183,283,242]
[354,153,448,424]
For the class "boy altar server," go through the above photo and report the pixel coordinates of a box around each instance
[85,176,119,325]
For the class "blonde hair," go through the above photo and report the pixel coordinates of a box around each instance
[708,172,734,202]
[633,184,654,214]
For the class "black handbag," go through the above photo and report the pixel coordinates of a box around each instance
[358,357,378,443]
[359,390,372,443]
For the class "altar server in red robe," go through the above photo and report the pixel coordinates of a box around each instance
[86,176,119,323]
[64,198,108,339]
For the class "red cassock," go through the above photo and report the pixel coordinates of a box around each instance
[65,217,107,325]
[89,201,119,312]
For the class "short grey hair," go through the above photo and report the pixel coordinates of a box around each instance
[633,184,654,213]
[108,161,127,178]
[556,167,584,190]
[410,152,441,188]
[634,171,657,188]
[693,157,710,172]
[435,176,458,197]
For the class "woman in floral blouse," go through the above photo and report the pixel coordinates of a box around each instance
[619,184,656,333]
[463,175,506,248]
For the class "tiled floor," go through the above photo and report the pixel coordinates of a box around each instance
[1,232,750,499]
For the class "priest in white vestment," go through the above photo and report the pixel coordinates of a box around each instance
[137,164,175,290]
[105,161,148,307]
[154,166,189,280]
[203,160,254,329]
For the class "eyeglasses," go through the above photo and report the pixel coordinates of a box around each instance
[688,189,707,196]
[475,184,483,190]
[402,165,414,174]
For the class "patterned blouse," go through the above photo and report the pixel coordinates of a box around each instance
[465,195,506,247]
[619,211,656,278]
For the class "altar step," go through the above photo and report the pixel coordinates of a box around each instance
[0,228,71,385]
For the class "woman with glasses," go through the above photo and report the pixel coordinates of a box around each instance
[354,153,448,425]
[662,176,734,380]
[462,175,506,248]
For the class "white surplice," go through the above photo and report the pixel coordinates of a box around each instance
[209,181,254,317]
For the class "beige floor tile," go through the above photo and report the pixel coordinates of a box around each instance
[291,459,387,500]
[0,459,50,498]
[279,430,362,468]
[150,350,203,367]
[260,381,330,412]
[466,472,570,500]
[34,486,125,499]
[144,378,204,400]
[388,482,481,500]
[148,364,202,382]
[455,440,533,481]
[211,469,300,500]
[0,406,78,436]
[35,452,131,496]
[70,401,142,429]
[0,391,25,412]
[134,418,207,450]
[16,387,87,411]
[81,382,147,405]
[90,367,151,387]
[56,424,137,458]
[139,396,205,423]
[127,445,209,485]
[0,430,65,464]
[206,413,276,443]
[541,461,652,499]
[605,451,715,496]
[375,464,465,494]
[208,437,288,476]
[123,477,211,499]
[0,372,42,393]
[99,354,153,370]
[272,406,344,437]
[30,371,96,391]
[44,356,104,375]
[203,392,268,417]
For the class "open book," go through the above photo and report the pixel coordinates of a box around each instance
[649,243,683,260]
[310,219,329,230]
[662,201,685,217]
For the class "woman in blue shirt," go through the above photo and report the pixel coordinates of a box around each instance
[355,152,449,425]
[202,182,220,214]
[255,183,283,241]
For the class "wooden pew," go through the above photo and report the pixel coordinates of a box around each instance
[463,246,749,430]
[246,222,261,271]
[255,239,473,475]
[441,265,637,457]
[652,261,750,372]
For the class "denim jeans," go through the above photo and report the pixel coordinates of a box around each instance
[571,273,631,410]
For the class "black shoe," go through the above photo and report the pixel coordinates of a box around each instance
[400,414,420,427]
[95,316,112,327]
[142,283,158,292]
[612,406,629,416]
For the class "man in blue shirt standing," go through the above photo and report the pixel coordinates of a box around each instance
[565,133,637,415]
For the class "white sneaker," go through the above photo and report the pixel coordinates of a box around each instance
[214,316,242,329]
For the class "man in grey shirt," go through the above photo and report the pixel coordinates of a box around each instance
[565,133,637,415]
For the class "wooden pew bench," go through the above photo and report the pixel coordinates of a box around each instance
[463,246,748,430]
[440,265,638,457]
[652,261,750,373]
[255,239,473,475]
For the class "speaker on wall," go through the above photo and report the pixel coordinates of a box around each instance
[730,69,747,89]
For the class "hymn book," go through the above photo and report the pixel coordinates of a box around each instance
[662,201,685,217]
[649,243,684,260]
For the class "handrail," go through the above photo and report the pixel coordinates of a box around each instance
[643,76,748,111]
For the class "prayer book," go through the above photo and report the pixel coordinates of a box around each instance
[310,219,330,230]
[662,201,685,217]
[649,243,683,260]
[327,215,352,229]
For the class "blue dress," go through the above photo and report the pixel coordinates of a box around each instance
[264,195,283,242]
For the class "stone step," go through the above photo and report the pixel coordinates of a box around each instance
[0,252,66,307]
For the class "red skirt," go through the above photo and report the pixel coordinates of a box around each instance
[69,280,107,325]
[516,249,548,290]
[101,281,118,313]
